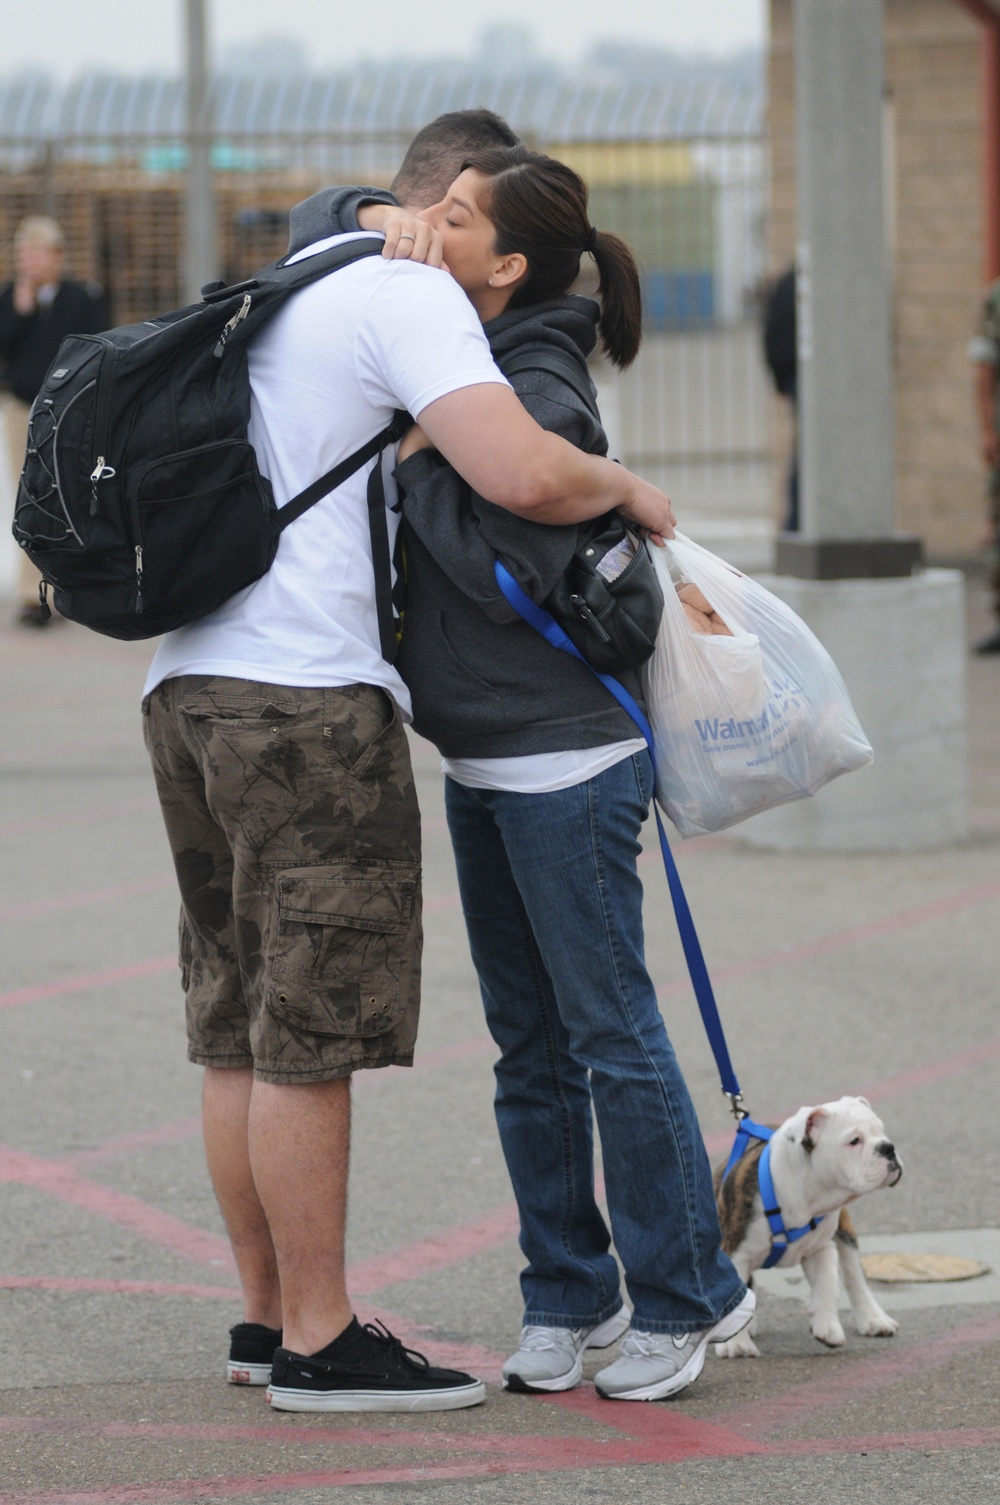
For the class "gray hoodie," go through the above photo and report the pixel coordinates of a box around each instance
[395,298,646,758]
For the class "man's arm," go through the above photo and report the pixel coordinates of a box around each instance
[415,384,675,537]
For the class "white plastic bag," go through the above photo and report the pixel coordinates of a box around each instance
[640,532,873,837]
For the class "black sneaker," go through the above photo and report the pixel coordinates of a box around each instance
[227,1322,283,1386]
[266,1318,487,1413]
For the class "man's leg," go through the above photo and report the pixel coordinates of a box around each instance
[202,1065,281,1330]
[248,1075,352,1357]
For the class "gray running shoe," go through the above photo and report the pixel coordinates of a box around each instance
[594,1288,756,1401]
[502,1308,632,1393]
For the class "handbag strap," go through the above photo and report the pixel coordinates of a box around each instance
[494,557,745,1112]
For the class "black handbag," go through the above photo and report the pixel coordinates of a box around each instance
[545,519,664,674]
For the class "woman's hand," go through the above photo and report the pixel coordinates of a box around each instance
[397,424,435,463]
[616,473,676,544]
[357,204,445,267]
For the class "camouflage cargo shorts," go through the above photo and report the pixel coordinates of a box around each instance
[142,676,422,1083]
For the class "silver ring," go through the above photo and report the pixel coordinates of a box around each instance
[398,233,415,242]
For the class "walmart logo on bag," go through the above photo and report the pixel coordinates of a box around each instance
[694,676,806,748]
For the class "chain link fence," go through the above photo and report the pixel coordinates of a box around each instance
[0,80,775,569]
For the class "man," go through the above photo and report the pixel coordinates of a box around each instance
[142,110,675,1414]
[0,217,107,625]
[969,278,1000,654]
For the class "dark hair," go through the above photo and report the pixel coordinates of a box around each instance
[391,109,519,209]
[462,145,642,369]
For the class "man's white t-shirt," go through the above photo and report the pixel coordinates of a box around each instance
[142,233,508,712]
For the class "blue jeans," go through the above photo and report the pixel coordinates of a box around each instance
[445,751,745,1335]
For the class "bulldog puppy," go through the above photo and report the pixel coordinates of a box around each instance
[712,1097,903,1358]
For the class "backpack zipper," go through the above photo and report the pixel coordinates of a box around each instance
[89,456,116,515]
[213,293,252,358]
[134,545,144,613]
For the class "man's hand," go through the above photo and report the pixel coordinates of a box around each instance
[357,204,445,267]
[982,430,1000,468]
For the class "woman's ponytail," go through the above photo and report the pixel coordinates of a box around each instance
[590,231,642,370]
[463,145,645,370]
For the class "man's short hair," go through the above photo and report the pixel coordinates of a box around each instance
[391,109,520,208]
[14,216,65,251]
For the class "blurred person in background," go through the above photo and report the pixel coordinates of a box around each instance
[968,278,1000,654]
[0,216,107,626]
[762,264,798,533]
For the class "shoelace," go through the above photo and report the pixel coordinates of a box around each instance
[518,1325,575,1352]
[620,1329,693,1357]
[361,1319,430,1373]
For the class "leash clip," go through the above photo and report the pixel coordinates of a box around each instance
[724,1090,748,1122]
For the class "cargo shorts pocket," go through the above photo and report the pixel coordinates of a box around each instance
[266,864,418,1038]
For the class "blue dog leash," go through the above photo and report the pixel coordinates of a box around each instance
[495,560,818,1259]
[494,561,743,1109]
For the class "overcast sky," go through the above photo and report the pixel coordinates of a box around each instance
[4,0,765,79]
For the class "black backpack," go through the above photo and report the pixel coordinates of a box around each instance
[12,237,400,643]
[498,342,664,675]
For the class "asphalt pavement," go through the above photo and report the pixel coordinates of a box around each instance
[0,573,997,1505]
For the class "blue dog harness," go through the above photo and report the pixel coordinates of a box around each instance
[721,1117,822,1267]
[494,559,820,1268]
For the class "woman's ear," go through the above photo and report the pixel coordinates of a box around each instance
[491,252,528,291]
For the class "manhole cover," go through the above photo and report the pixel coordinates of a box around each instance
[861,1253,990,1283]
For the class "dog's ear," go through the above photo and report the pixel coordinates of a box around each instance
[802,1106,830,1153]
[856,1096,872,1110]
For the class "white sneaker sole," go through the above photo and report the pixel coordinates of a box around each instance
[227,1360,272,1386]
[597,1290,757,1402]
[265,1379,487,1413]
[502,1308,632,1393]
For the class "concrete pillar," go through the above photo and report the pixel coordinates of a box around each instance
[796,0,893,542]
[182,0,217,304]
[744,0,968,851]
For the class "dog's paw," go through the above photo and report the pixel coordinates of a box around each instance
[810,1316,846,1348]
[856,1306,899,1338]
[714,1331,760,1360]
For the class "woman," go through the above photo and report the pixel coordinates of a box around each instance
[393,147,753,1402]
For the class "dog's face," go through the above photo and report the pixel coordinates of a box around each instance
[783,1096,902,1198]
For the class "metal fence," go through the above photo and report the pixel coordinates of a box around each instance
[0,72,776,565]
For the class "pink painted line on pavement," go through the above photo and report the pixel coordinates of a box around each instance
[346,1202,520,1297]
[0,797,160,841]
[423,892,461,915]
[61,1116,204,1170]
[658,878,1000,1002]
[62,1041,495,1171]
[0,1276,239,1300]
[721,1308,1000,1439]
[771,1426,1000,1457]
[0,956,175,1012]
[0,1144,234,1272]
[3,1420,997,1505]
[0,876,174,924]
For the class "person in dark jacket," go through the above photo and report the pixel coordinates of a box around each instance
[326,144,751,1402]
[0,216,107,623]
[307,133,752,1394]
[762,264,798,532]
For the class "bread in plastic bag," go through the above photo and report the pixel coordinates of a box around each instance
[640,533,873,837]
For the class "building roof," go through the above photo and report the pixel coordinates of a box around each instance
[0,68,764,143]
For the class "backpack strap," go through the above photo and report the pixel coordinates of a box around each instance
[498,343,601,422]
[249,237,405,664]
